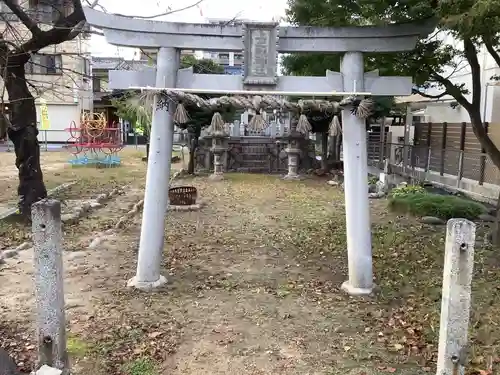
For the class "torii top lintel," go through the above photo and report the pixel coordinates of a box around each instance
[84,8,434,53]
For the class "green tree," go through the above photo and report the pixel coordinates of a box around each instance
[178,56,231,173]
[180,55,225,74]
[284,0,500,236]
[284,0,499,163]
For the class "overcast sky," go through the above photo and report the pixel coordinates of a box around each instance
[90,0,289,58]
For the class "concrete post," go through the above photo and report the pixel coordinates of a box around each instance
[128,47,179,291]
[340,52,374,295]
[32,199,68,373]
[436,219,475,375]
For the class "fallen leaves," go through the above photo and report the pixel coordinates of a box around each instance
[0,321,37,373]
[377,365,397,373]
[2,174,500,375]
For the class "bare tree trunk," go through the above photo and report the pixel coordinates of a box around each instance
[468,113,500,246]
[492,188,500,245]
[187,134,198,174]
[320,132,328,170]
[336,133,342,162]
[327,135,337,161]
[6,65,47,217]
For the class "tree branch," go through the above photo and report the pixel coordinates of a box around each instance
[483,36,500,69]
[10,0,86,65]
[431,72,472,110]
[112,0,204,19]
[412,88,448,99]
[463,37,481,109]
[2,0,43,38]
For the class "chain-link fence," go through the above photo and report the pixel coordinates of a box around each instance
[368,141,498,186]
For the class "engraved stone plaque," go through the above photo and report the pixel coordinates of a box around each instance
[242,22,278,86]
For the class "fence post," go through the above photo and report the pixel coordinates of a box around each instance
[424,122,432,173]
[440,122,448,176]
[378,119,386,169]
[456,122,466,188]
[385,131,392,162]
[436,219,475,375]
[479,122,488,185]
[32,199,68,374]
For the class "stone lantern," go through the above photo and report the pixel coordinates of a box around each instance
[208,113,228,181]
[283,118,304,180]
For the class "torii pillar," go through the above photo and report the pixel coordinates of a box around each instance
[127,47,180,290]
[340,52,373,295]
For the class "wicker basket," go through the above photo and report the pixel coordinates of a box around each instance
[169,186,197,205]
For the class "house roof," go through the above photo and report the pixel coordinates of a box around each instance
[395,93,455,104]
[92,57,151,71]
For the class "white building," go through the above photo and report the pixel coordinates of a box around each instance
[404,37,500,124]
[0,2,93,144]
[202,18,247,75]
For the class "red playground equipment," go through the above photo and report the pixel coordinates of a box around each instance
[66,112,124,166]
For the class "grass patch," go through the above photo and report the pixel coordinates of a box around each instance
[67,335,91,358]
[122,358,158,375]
[388,192,486,219]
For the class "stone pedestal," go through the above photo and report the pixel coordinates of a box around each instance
[209,135,227,181]
[283,135,303,180]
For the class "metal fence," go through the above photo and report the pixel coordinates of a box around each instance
[0,129,72,152]
[367,141,500,186]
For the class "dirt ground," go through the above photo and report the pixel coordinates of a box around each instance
[1,157,499,375]
[0,147,152,215]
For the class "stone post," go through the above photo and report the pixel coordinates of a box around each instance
[32,199,68,374]
[233,120,240,137]
[436,219,475,375]
[340,52,374,295]
[209,134,227,181]
[128,47,179,291]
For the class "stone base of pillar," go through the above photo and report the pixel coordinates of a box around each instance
[340,280,378,296]
[282,174,303,180]
[208,173,224,181]
[127,275,167,291]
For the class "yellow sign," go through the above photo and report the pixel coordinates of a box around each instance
[40,98,50,130]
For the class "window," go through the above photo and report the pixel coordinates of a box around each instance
[1,0,20,21]
[219,53,229,60]
[92,76,101,92]
[82,57,91,77]
[25,54,62,74]
[29,0,73,23]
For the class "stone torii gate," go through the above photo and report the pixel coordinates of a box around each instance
[84,8,432,295]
